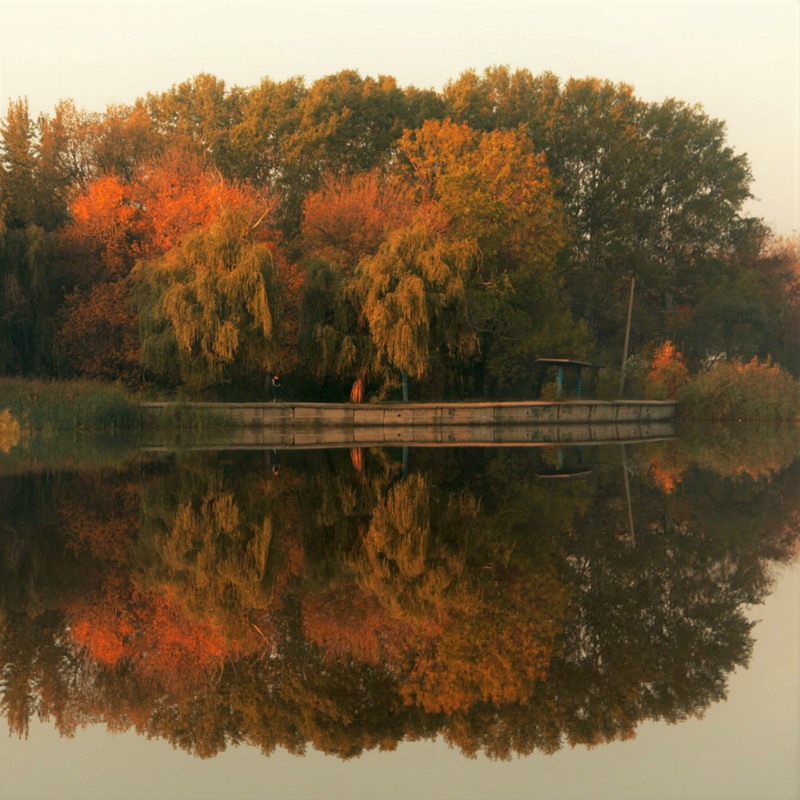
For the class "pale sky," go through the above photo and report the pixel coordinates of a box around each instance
[0,0,798,236]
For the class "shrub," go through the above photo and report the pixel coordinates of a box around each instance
[678,357,800,421]
[644,342,689,400]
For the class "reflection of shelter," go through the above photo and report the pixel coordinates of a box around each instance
[536,446,593,479]
[534,358,599,399]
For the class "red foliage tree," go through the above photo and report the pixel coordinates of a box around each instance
[57,149,296,384]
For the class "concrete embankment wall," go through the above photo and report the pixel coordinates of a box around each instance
[141,399,675,427]
[140,400,676,446]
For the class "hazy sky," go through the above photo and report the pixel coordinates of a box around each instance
[0,0,798,235]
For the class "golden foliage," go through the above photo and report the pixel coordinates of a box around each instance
[0,409,22,453]
[133,205,281,385]
[357,225,479,379]
[397,119,565,265]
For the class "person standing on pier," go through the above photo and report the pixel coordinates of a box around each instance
[271,374,282,403]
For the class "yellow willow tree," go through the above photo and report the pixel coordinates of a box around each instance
[356,224,479,389]
[131,204,281,387]
[299,170,416,401]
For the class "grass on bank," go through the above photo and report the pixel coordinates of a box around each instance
[0,377,233,436]
[0,377,140,433]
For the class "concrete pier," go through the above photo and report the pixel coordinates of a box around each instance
[140,399,676,448]
[141,399,675,427]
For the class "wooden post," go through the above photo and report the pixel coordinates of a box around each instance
[402,371,409,402]
[619,276,635,397]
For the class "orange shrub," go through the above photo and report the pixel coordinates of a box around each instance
[644,341,690,399]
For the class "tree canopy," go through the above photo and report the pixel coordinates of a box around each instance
[1,66,794,395]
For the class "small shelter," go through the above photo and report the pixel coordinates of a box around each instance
[534,358,600,399]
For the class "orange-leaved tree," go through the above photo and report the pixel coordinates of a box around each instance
[644,341,690,399]
[57,149,288,385]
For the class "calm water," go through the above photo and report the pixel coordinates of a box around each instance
[1,430,798,800]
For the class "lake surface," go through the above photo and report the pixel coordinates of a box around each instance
[1,429,798,799]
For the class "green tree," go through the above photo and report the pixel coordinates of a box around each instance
[146,73,242,170]
[226,76,306,188]
[0,99,66,373]
[444,69,757,369]
[0,99,37,227]
[544,79,752,359]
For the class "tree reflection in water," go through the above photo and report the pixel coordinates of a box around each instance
[1,431,798,760]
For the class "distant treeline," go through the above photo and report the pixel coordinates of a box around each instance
[1,67,798,400]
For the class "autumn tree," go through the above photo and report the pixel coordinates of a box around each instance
[643,341,689,399]
[132,203,284,387]
[298,171,415,400]
[393,119,582,396]
[301,170,414,271]
[56,150,266,384]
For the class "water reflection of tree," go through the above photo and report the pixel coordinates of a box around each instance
[0,442,797,759]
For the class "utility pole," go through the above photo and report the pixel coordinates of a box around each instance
[619,275,635,397]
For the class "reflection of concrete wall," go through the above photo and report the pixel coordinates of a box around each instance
[141,420,675,449]
[140,400,676,447]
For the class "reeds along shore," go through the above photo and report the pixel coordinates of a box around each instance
[0,378,227,434]
[0,377,140,433]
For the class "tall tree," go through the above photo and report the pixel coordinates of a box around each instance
[146,73,241,170]
[0,99,37,227]
[0,99,66,373]
[395,119,581,396]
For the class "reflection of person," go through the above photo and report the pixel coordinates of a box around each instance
[271,374,281,403]
[270,449,280,476]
